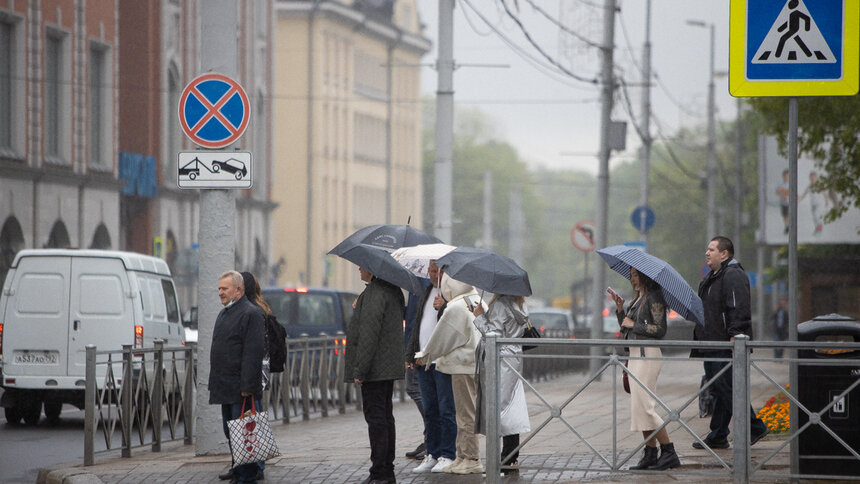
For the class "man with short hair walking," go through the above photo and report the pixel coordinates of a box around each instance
[691,236,769,450]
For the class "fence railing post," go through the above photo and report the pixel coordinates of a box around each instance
[282,340,291,424]
[485,332,500,483]
[300,335,310,421]
[152,340,164,452]
[336,332,347,415]
[732,334,750,483]
[84,345,96,466]
[184,344,194,445]
[122,344,133,458]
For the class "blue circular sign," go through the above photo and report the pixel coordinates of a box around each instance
[178,73,250,149]
[631,205,656,232]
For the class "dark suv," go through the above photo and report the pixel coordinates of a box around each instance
[261,287,357,339]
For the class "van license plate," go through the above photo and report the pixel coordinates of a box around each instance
[14,351,59,365]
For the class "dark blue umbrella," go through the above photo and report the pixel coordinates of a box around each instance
[328,224,440,293]
[597,245,705,326]
[435,247,532,297]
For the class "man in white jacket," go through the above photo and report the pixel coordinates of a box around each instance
[416,273,484,475]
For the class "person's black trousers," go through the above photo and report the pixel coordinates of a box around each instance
[704,359,768,441]
[361,380,396,481]
[502,433,520,464]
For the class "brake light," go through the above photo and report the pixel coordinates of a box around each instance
[0,322,4,355]
[283,288,295,292]
[668,310,678,319]
[296,287,309,293]
[334,338,340,355]
[602,308,610,316]
[134,325,143,348]
[540,325,546,332]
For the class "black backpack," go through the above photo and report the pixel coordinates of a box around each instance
[266,314,287,373]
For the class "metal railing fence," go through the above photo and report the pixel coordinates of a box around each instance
[482,334,860,483]
[84,341,194,466]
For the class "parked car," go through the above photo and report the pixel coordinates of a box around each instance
[261,287,357,339]
[529,308,575,335]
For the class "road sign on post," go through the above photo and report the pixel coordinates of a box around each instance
[729,0,859,96]
[179,73,251,148]
[177,151,252,189]
[571,220,596,252]
[630,205,656,233]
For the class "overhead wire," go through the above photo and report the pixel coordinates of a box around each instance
[458,0,599,90]
[522,0,602,48]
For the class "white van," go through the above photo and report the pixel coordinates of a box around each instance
[0,249,186,425]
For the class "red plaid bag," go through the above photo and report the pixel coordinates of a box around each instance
[227,399,280,465]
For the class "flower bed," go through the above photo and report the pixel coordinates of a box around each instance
[756,385,790,433]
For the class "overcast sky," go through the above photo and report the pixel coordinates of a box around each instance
[415,0,735,174]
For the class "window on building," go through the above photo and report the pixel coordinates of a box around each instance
[89,43,110,168]
[45,29,69,163]
[0,21,12,152]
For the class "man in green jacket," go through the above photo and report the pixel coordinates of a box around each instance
[346,266,406,484]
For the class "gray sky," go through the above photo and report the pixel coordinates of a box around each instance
[416,0,734,174]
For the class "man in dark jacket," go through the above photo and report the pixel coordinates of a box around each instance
[210,270,266,484]
[690,236,768,450]
[346,266,405,484]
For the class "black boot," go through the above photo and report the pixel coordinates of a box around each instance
[649,442,681,470]
[629,445,658,470]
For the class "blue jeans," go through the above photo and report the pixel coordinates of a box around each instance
[221,397,264,483]
[703,360,768,441]
[416,363,456,460]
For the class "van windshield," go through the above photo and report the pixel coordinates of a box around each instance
[265,292,337,328]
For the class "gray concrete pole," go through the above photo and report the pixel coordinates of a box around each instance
[706,24,716,243]
[590,0,617,377]
[639,0,652,245]
[483,170,493,250]
[434,0,455,243]
[195,0,238,456]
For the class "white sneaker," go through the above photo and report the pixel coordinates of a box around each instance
[443,457,464,473]
[412,455,438,473]
[431,456,455,473]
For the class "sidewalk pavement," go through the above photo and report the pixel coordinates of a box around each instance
[37,357,791,484]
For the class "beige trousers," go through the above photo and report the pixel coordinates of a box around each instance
[451,374,480,460]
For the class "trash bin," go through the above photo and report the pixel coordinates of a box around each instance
[797,314,860,476]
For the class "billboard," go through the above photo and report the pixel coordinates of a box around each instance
[761,135,860,244]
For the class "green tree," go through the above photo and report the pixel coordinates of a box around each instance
[749,95,860,222]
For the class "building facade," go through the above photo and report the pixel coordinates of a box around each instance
[0,0,122,285]
[0,1,275,309]
[272,0,429,292]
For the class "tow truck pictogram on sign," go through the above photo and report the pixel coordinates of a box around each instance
[752,0,835,64]
[177,151,252,189]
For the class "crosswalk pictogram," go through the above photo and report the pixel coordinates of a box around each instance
[752,0,835,64]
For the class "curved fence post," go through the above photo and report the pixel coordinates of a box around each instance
[84,345,96,466]
[184,344,194,445]
[300,335,310,421]
[122,344,133,458]
[152,340,164,452]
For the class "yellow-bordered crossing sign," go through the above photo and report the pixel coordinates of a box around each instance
[729,0,858,96]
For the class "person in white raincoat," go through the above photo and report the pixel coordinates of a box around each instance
[415,273,484,475]
[472,294,531,474]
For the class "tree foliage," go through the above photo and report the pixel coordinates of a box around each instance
[748,95,860,222]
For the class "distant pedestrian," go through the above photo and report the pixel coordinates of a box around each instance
[345,265,405,484]
[772,297,788,358]
[473,293,531,475]
[210,270,265,484]
[415,274,484,475]
[608,269,680,470]
[691,236,769,450]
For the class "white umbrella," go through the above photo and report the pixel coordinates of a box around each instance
[391,243,456,279]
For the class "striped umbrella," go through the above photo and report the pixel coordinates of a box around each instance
[597,245,705,326]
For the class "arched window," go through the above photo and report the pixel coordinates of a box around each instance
[44,220,71,249]
[89,223,111,249]
[0,216,25,284]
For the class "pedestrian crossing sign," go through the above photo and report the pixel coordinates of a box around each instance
[730,0,858,96]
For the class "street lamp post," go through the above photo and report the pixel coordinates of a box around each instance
[687,20,716,243]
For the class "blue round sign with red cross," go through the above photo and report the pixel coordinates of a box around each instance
[178,73,250,149]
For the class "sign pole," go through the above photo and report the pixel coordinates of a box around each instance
[195,0,238,456]
[787,96,799,477]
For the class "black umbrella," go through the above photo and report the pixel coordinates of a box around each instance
[435,247,532,297]
[328,224,440,293]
